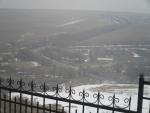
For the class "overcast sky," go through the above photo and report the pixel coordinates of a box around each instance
[0,0,150,14]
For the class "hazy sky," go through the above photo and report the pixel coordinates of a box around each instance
[0,0,150,14]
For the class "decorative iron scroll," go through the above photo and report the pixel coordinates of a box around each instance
[0,77,132,110]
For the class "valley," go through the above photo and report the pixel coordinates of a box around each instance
[0,9,150,86]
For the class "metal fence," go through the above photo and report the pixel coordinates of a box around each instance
[0,74,149,113]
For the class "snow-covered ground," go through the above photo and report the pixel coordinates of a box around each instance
[10,84,150,113]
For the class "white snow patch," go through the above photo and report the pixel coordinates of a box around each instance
[31,61,41,67]
[121,70,126,73]
[57,19,84,27]
[14,58,19,62]
[84,58,89,62]
[51,75,63,79]
[97,58,113,61]
[44,74,49,77]
[132,52,141,58]
[20,47,27,50]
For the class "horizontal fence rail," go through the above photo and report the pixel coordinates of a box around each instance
[0,75,148,113]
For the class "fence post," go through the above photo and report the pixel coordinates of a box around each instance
[137,74,144,113]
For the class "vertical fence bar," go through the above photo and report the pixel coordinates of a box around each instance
[56,84,59,113]
[30,80,34,113]
[20,90,22,113]
[25,99,28,113]
[82,90,85,113]
[69,86,72,113]
[31,94,33,113]
[4,95,6,113]
[56,99,58,113]
[37,102,39,113]
[62,107,64,113]
[49,104,51,113]
[14,97,17,113]
[9,90,12,113]
[112,94,115,113]
[0,86,1,113]
[97,92,100,113]
[75,109,77,113]
[8,77,12,113]
[69,101,71,113]
[36,102,39,113]
[137,74,144,113]
[19,79,24,113]
[129,96,131,111]
[43,96,46,113]
[20,93,22,113]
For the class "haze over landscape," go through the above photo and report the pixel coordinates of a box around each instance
[1,1,150,112]
[0,8,150,86]
[0,0,150,13]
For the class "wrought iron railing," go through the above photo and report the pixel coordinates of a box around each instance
[0,74,149,113]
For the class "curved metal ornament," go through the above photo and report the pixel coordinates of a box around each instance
[6,77,15,88]
[40,82,50,95]
[0,77,132,111]
[17,79,25,90]
[28,80,36,92]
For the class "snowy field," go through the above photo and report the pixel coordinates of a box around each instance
[11,84,150,113]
